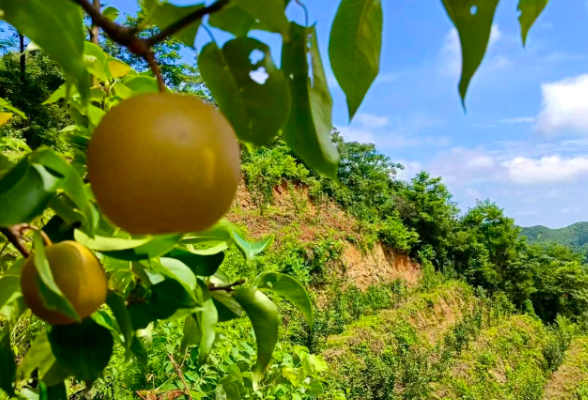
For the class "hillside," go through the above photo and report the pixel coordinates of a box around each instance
[522,222,588,254]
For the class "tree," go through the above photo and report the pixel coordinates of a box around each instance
[0,0,554,396]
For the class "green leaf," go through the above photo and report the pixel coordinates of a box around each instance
[233,288,278,389]
[102,6,119,21]
[209,4,257,37]
[211,291,243,322]
[180,314,201,354]
[150,1,204,47]
[254,272,313,327]
[107,58,134,78]
[329,0,383,120]
[0,277,20,310]
[31,150,97,233]
[155,258,197,293]
[40,381,68,400]
[74,230,151,252]
[166,246,225,276]
[518,0,549,46]
[0,0,91,105]
[232,0,289,37]
[182,219,235,246]
[282,23,340,179]
[440,0,500,106]
[49,319,114,385]
[17,331,54,381]
[106,292,133,353]
[199,38,290,146]
[129,279,198,330]
[32,232,80,322]
[122,76,161,94]
[102,234,184,261]
[84,42,109,81]
[0,159,57,227]
[0,327,16,396]
[232,230,273,261]
[0,97,27,119]
[43,84,68,105]
[195,280,217,365]
[92,310,124,346]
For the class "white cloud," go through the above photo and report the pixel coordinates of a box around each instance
[356,113,389,128]
[396,160,423,181]
[500,117,536,124]
[339,127,448,148]
[440,24,503,77]
[503,155,588,184]
[536,74,588,136]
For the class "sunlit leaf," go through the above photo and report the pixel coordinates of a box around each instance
[0,0,91,105]
[0,327,15,396]
[101,234,184,261]
[107,58,134,78]
[233,288,278,389]
[518,0,549,46]
[0,97,27,119]
[84,42,109,81]
[329,0,383,120]
[74,230,151,251]
[32,232,80,322]
[0,112,12,126]
[49,318,113,384]
[440,0,500,106]
[232,230,273,260]
[282,23,340,179]
[17,331,53,381]
[156,258,197,293]
[102,6,119,21]
[195,280,217,365]
[122,75,161,94]
[254,272,313,326]
[199,38,290,146]
[0,277,20,310]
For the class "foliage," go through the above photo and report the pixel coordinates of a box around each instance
[522,222,588,259]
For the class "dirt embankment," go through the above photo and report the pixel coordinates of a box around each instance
[228,181,421,289]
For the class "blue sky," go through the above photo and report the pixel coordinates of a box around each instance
[15,0,588,228]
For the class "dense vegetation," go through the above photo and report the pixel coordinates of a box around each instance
[3,0,588,399]
[523,223,588,258]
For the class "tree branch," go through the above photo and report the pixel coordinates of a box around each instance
[209,278,246,292]
[0,226,30,258]
[145,0,230,47]
[168,354,193,400]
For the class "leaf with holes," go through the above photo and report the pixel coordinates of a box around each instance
[282,23,340,179]
[199,38,290,146]
[49,319,113,384]
[440,0,500,106]
[329,0,383,120]
[209,0,290,37]
[254,272,313,327]
[233,288,278,389]
[518,0,549,46]
[0,0,91,105]
[232,0,289,37]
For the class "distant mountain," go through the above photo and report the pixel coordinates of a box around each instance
[521,222,588,254]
